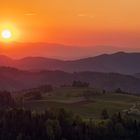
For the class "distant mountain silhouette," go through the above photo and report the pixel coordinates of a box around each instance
[0,67,140,93]
[0,42,121,59]
[0,52,140,74]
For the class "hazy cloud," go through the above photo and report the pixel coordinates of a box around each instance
[77,14,95,19]
[24,13,36,16]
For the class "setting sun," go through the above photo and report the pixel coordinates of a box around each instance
[0,22,19,42]
[1,29,12,39]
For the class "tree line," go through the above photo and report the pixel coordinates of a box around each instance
[0,108,139,140]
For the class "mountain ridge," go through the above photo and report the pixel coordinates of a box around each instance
[0,52,139,74]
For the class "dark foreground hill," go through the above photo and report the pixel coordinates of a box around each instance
[0,67,140,93]
[0,52,140,74]
[0,108,140,140]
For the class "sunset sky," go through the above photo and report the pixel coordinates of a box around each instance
[0,0,140,58]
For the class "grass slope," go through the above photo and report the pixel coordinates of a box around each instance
[23,87,140,119]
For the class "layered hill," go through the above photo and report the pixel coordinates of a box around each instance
[0,52,140,74]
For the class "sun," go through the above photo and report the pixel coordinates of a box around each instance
[0,22,20,42]
[1,29,12,39]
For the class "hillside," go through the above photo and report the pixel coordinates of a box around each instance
[0,52,140,74]
[23,87,140,119]
[0,67,140,93]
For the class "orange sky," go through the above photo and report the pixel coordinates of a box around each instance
[0,0,140,58]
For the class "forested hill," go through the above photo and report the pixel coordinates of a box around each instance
[0,108,139,140]
[0,67,140,93]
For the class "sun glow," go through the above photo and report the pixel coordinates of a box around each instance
[0,22,19,42]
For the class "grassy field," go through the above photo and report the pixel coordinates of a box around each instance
[23,87,140,119]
